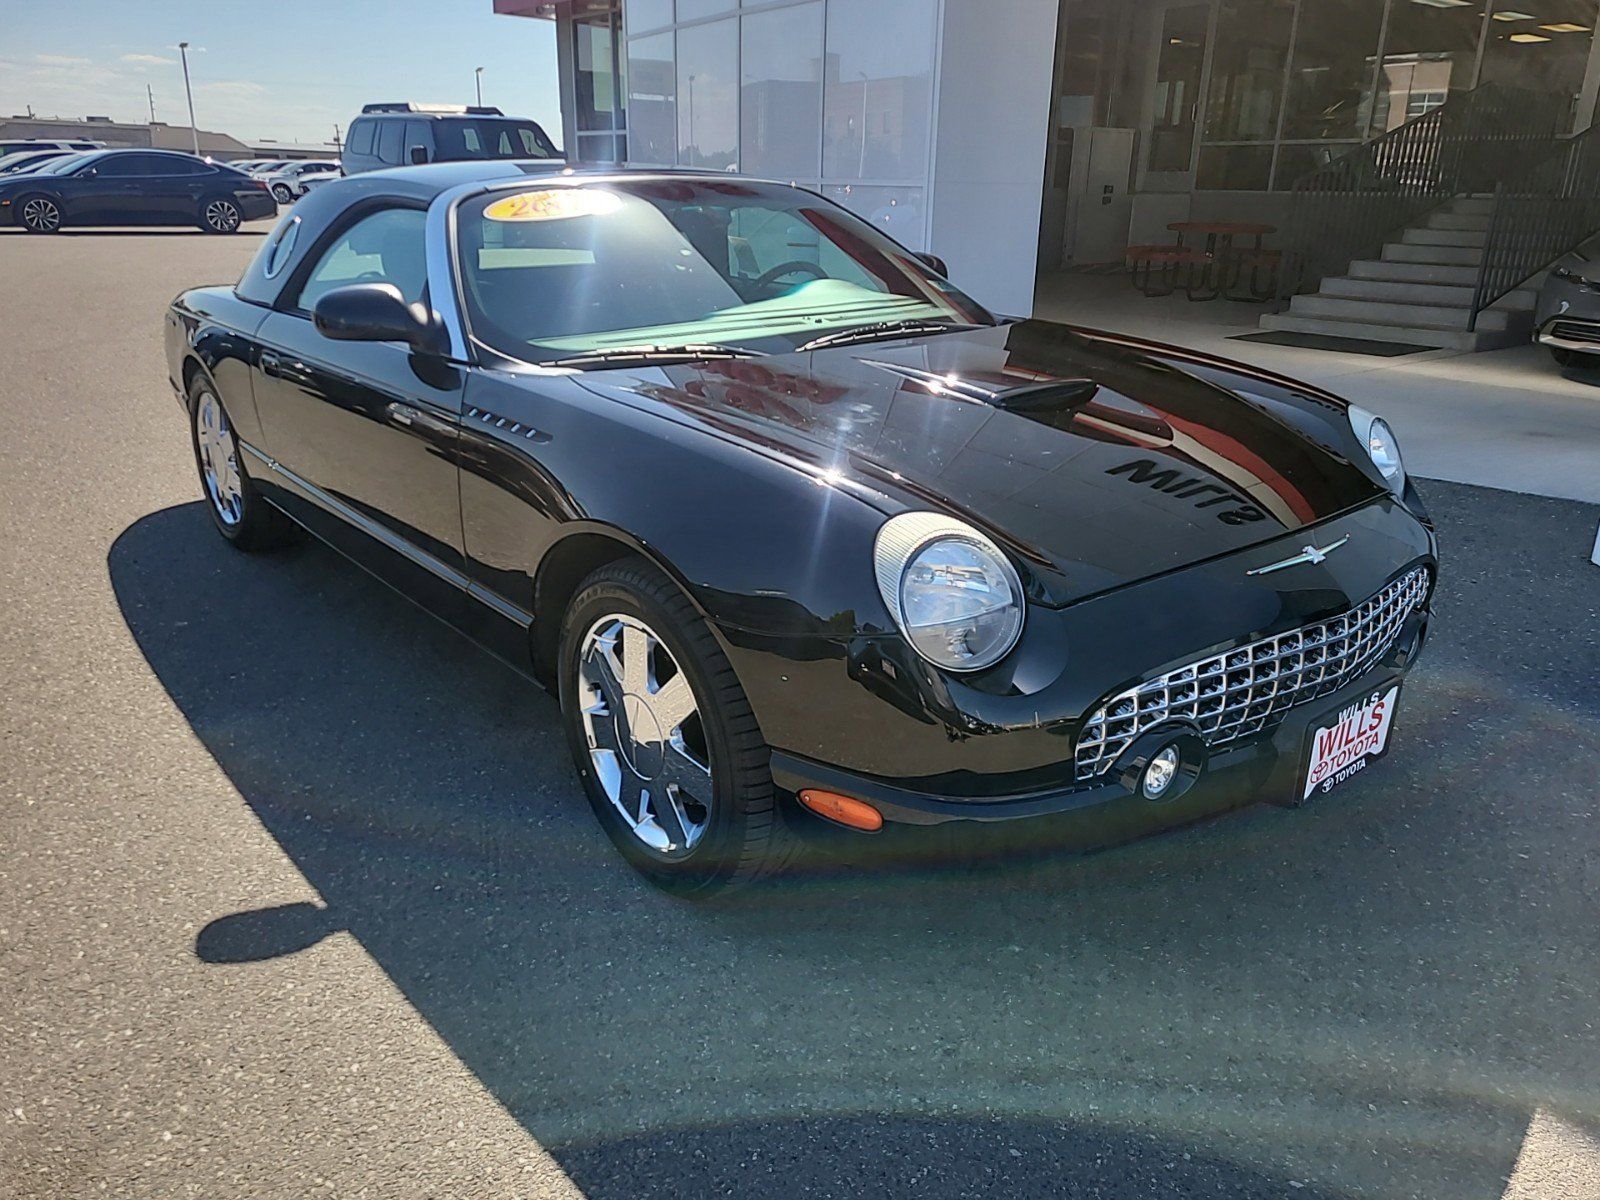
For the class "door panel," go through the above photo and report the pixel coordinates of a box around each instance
[63,168,143,223]
[252,314,465,562]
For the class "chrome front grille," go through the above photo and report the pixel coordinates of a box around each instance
[1074,567,1430,781]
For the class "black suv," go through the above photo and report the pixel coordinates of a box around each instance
[341,104,561,175]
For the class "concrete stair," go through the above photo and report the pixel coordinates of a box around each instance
[1258,196,1536,351]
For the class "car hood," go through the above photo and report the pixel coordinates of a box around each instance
[577,320,1386,606]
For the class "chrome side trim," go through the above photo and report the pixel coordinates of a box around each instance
[239,440,532,628]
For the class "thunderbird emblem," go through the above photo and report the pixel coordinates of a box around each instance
[1246,534,1351,576]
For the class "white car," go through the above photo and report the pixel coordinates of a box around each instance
[258,160,341,203]
[0,138,105,158]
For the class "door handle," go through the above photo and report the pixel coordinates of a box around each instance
[260,353,312,385]
[387,402,453,435]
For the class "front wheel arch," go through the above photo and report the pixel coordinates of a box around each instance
[531,525,718,686]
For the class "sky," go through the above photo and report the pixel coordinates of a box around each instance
[0,0,563,148]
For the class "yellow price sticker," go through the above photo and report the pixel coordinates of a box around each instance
[483,188,621,222]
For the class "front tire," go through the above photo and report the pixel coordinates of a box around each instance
[18,195,62,234]
[199,197,242,234]
[187,375,299,550]
[558,558,797,894]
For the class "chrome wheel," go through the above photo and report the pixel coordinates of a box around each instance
[577,614,712,856]
[195,390,244,526]
[271,184,293,204]
[203,198,240,232]
[21,197,60,232]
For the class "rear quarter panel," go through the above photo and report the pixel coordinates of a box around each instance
[165,286,271,446]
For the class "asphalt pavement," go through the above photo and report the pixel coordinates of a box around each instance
[2,223,1599,1200]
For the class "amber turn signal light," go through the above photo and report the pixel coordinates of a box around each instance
[798,789,884,832]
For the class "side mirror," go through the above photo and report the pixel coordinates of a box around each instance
[408,146,430,165]
[915,251,949,278]
[312,283,443,355]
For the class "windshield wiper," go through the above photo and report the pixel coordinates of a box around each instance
[547,343,762,369]
[796,319,982,353]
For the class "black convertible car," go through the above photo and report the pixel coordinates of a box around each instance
[164,162,1436,892]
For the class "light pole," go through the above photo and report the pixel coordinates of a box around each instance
[178,42,199,154]
[475,67,484,107]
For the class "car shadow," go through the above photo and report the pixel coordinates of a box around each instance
[108,491,1600,1198]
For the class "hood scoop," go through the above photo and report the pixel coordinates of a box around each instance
[862,359,1098,411]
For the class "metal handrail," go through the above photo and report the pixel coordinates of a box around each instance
[1469,121,1600,329]
[1272,82,1569,311]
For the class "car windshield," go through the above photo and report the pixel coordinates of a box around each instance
[454,180,993,365]
[435,119,558,161]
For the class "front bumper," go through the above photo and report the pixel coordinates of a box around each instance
[1536,314,1600,355]
[771,603,1427,828]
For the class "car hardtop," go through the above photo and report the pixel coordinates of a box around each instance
[231,164,892,311]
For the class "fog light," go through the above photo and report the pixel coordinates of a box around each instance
[1142,745,1181,800]
[1113,726,1207,804]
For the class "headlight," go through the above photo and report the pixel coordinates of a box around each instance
[1347,404,1405,492]
[874,512,1024,672]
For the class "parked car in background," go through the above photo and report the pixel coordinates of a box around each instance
[0,149,275,233]
[164,163,1436,893]
[0,149,72,175]
[244,160,292,179]
[295,171,339,199]
[226,158,276,175]
[340,103,558,175]
[0,138,104,158]
[259,160,341,204]
[1535,235,1600,370]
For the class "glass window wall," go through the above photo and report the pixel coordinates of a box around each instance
[626,31,676,165]
[741,2,824,178]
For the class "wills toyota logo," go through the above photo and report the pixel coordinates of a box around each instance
[1245,534,1352,576]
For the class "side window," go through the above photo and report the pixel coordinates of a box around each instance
[347,120,375,157]
[158,157,209,177]
[94,155,146,178]
[262,217,301,279]
[294,207,429,314]
[376,120,404,166]
[403,122,429,164]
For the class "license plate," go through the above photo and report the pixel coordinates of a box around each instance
[1302,684,1400,801]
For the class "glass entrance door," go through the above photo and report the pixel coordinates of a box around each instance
[1143,2,1210,190]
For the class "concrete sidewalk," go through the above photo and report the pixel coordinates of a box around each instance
[1034,273,1600,506]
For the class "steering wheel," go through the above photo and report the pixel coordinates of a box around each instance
[752,260,829,290]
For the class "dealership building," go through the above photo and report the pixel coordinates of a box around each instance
[494,0,1600,320]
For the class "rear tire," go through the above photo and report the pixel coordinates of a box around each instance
[187,374,300,551]
[558,557,798,894]
[271,183,293,205]
[17,194,61,234]
[199,197,242,234]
